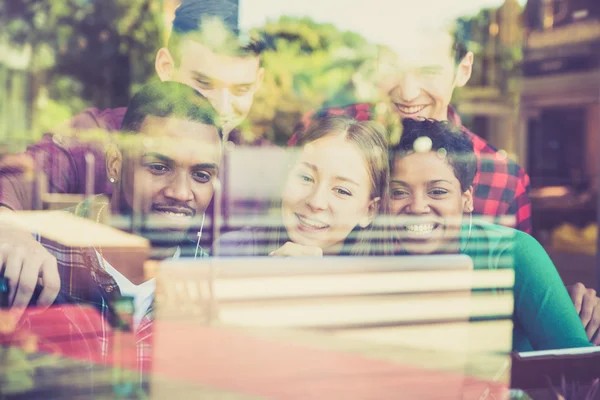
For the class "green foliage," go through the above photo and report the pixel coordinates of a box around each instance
[0,0,164,140]
[3,7,378,145]
[248,16,374,145]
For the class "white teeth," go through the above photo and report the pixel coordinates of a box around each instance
[160,211,189,217]
[396,105,426,114]
[297,215,328,229]
[405,224,435,236]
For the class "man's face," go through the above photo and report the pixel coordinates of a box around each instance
[119,116,222,240]
[375,32,471,122]
[169,39,263,135]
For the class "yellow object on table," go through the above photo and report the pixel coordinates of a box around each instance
[551,223,598,256]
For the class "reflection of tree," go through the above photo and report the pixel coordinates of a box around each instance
[458,2,523,92]
[248,17,373,145]
[2,9,373,145]
[1,0,163,137]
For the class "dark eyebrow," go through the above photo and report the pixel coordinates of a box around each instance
[192,71,255,87]
[143,153,218,172]
[192,163,218,171]
[391,179,453,185]
[142,152,173,163]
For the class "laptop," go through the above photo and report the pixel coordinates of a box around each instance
[149,255,515,399]
[511,347,600,397]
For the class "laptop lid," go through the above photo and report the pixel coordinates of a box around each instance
[149,255,514,398]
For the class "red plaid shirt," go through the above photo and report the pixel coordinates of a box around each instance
[28,234,151,395]
[290,103,532,233]
[25,230,209,396]
[0,107,272,212]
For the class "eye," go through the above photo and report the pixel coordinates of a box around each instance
[232,85,252,96]
[334,187,352,197]
[146,164,169,174]
[297,174,314,184]
[192,171,212,183]
[195,79,213,89]
[429,188,449,197]
[391,188,409,199]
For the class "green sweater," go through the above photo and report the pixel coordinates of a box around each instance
[462,220,592,351]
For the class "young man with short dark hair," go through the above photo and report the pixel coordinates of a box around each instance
[14,81,222,393]
[290,24,600,342]
[293,25,531,233]
[0,0,261,312]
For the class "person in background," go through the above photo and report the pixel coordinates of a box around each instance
[293,25,530,233]
[290,22,600,343]
[217,115,390,257]
[0,0,262,312]
[388,118,592,351]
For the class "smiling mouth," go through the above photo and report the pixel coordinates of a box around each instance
[152,206,194,218]
[394,104,428,115]
[402,223,439,238]
[296,213,329,231]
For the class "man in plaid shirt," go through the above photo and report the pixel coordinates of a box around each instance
[288,26,600,341]
[291,28,531,234]
[0,0,265,321]
[5,81,221,395]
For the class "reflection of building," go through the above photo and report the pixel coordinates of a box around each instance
[520,0,599,189]
[0,41,32,151]
[455,0,522,160]
[520,0,599,258]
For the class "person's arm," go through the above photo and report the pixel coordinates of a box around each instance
[567,283,600,345]
[269,242,323,257]
[0,135,80,211]
[508,169,532,234]
[0,107,122,211]
[512,230,591,350]
[0,211,61,318]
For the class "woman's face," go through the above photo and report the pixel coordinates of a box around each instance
[389,151,472,254]
[281,134,379,253]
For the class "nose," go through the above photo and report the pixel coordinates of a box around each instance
[164,172,193,202]
[305,184,328,212]
[407,193,430,214]
[208,89,233,119]
[396,72,421,104]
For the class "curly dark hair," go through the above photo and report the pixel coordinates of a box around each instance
[391,119,477,192]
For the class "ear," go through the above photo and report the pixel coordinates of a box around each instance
[359,197,381,228]
[105,143,123,183]
[462,186,474,213]
[255,67,265,91]
[454,51,474,88]
[155,48,176,82]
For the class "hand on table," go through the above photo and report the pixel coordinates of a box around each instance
[269,242,323,257]
[0,211,60,319]
[568,282,600,345]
